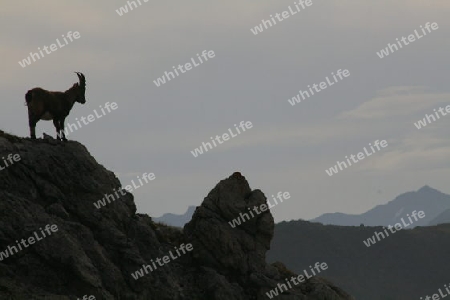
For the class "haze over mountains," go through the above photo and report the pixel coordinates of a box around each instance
[156,186,450,228]
[311,186,450,227]
[428,208,450,226]
[153,206,196,228]
[263,185,450,299]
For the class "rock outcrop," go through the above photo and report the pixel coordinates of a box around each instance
[0,131,354,300]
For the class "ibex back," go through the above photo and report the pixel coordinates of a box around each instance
[25,72,86,141]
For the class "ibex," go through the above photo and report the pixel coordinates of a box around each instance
[25,72,86,141]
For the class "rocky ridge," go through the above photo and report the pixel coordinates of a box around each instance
[0,130,353,300]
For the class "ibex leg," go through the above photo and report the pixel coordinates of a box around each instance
[59,118,67,141]
[28,111,38,140]
[53,119,62,141]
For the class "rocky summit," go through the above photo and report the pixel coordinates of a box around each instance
[0,131,354,300]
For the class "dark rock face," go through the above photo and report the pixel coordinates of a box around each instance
[185,172,274,277]
[0,132,354,300]
[184,172,354,300]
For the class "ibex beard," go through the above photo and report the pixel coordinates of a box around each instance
[25,72,86,141]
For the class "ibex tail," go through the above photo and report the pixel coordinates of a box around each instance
[25,90,32,106]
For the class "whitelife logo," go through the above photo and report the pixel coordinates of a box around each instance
[325,140,388,176]
[77,296,95,300]
[420,283,450,300]
[190,121,253,158]
[153,50,216,87]
[115,0,149,16]
[363,210,425,247]
[414,105,450,130]
[93,172,155,209]
[0,153,21,172]
[376,22,439,59]
[287,69,350,106]
[0,224,59,262]
[18,31,81,68]
[131,243,193,280]
[250,0,313,35]
[64,102,118,137]
[228,192,290,228]
[265,262,328,298]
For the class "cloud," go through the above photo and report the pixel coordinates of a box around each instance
[357,133,450,172]
[340,87,450,119]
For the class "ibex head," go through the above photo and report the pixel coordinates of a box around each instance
[73,72,86,104]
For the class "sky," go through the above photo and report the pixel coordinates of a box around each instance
[1,0,449,223]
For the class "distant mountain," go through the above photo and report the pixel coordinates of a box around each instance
[153,205,196,227]
[429,208,450,225]
[268,220,450,300]
[311,186,450,227]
